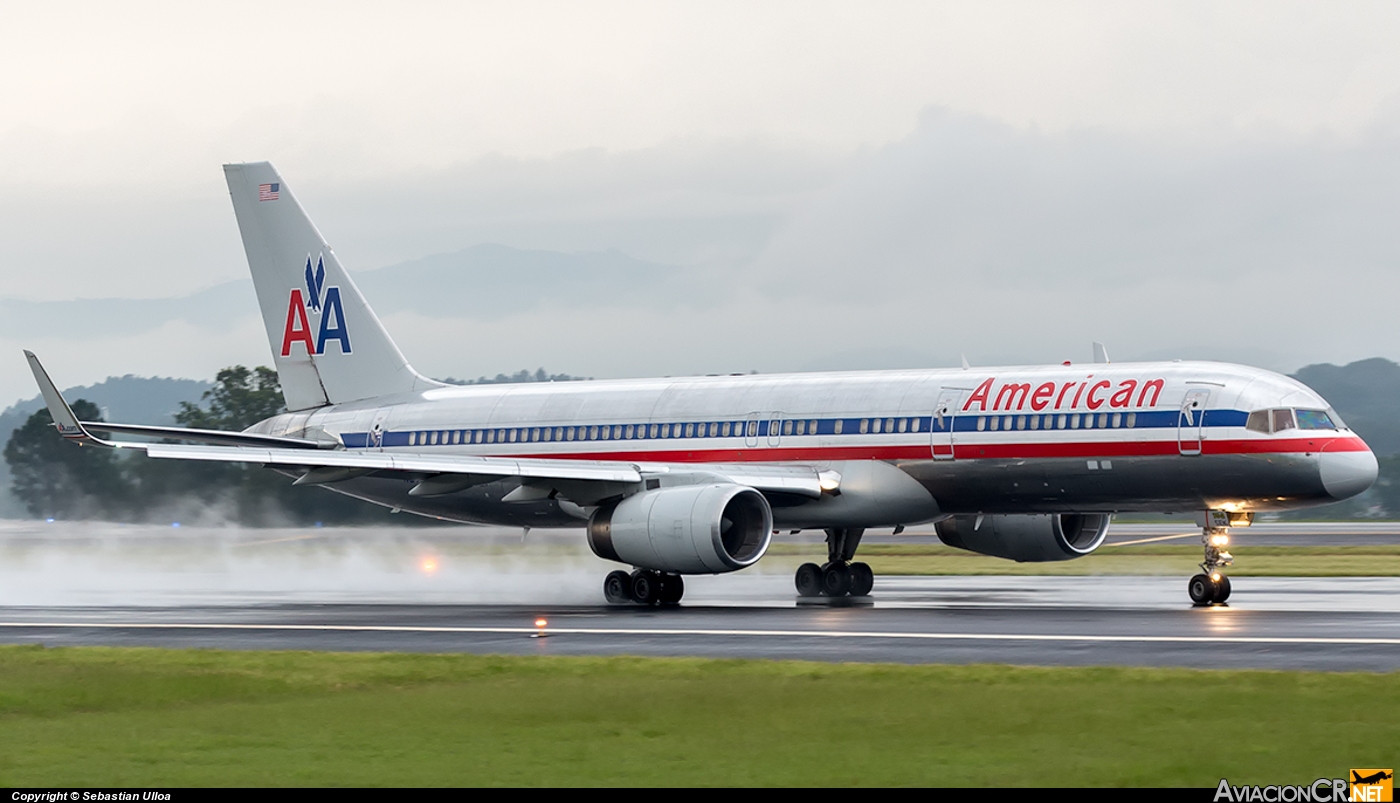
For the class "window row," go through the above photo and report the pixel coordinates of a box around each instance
[974,412,1138,432]
[400,416,924,446]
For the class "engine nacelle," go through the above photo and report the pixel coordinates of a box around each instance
[587,484,773,574]
[934,513,1111,562]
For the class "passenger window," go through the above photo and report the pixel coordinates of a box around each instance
[1111,414,1121,428]
[860,419,869,434]
[1126,413,1136,428]
[834,420,844,434]
[908,419,918,433]
[1070,415,1080,429]
[977,417,986,431]
[1030,415,1040,430]
[990,417,1000,431]
[885,418,894,433]
[508,429,516,443]
[720,422,730,437]
[1098,413,1108,428]
[685,423,694,438]
[1058,414,1067,429]
[1016,415,1025,430]
[1272,409,1296,433]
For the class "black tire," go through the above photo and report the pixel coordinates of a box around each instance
[1213,575,1232,604]
[1188,574,1214,605]
[795,563,823,597]
[822,562,852,596]
[658,574,685,605]
[631,570,659,605]
[603,570,633,604]
[849,562,874,596]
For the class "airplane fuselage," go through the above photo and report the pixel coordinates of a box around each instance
[246,359,1376,528]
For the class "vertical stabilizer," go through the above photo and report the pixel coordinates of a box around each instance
[223,162,442,410]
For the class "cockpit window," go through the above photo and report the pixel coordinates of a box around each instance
[1246,410,1270,434]
[1296,409,1337,430]
[1271,409,1296,433]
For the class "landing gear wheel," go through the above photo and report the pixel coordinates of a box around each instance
[630,570,659,605]
[848,562,874,597]
[1188,574,1214,606]
[795,563,823,597]
[822,562,852,596]
[657,573,684,605]
[603,570,633,604]
[1212,575,1232,604]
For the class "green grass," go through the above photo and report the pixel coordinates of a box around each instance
[0,646,1395,786]
[764,543,1400,575]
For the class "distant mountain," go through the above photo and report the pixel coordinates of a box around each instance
[0,244,693,340]
[1290,358,1400,457]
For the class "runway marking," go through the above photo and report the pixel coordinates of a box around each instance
[2,621,1399,646]
[232,534,326,548]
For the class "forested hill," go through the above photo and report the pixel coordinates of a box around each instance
[1290,358,1400,457]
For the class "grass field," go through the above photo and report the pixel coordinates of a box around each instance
[765,543,1400,576]
[0,645,1395,787]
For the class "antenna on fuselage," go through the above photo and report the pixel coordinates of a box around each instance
[1092,342,1110,364]
[960,354,970,370]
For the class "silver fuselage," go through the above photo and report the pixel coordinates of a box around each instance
[247,360,1377,527]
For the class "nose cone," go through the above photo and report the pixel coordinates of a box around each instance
[1320,447,1379,500]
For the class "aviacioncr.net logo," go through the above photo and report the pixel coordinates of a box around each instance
[281,254,352,356]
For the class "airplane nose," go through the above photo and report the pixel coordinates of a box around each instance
[1320,446,1378,501]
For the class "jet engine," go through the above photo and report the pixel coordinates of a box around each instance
[587,484,773,574]
[934,513,1111,562]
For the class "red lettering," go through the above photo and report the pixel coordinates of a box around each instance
[281,289,315,356]
[1137,378,1165,407]
[1085,380,1112,409]
[1031,382,1055,411]
[1055,382,1075,409]
[1109,380,1137,408]
[994,383,1032,411]
[963,378,994,412]
[1072,376,1091,408]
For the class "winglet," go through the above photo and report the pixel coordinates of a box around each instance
[23,351,109,446]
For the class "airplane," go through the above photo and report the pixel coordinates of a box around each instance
[23,162,1379,607]
[1353,771,1393,785]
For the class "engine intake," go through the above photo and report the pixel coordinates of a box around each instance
[588,484,773,574]
[934,513,1111,562]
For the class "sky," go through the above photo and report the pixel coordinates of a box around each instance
[2,1,1399,406]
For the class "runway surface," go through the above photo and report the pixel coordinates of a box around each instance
[2,520,1398,671]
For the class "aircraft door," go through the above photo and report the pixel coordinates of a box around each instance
[744,413,761,448]
[1178,389,1210,456]
[368,407,393,451]
[931,389,965,461]
[767,414,783,447]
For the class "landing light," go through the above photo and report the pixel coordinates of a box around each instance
[532,618,549,639]
[419,556,440,575]
[1210,572,1221,582]
[1210,533,1230,547]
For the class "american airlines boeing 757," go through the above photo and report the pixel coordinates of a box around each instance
[25,162,1379,606]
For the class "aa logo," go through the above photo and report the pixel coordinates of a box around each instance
[281,254,352,356]
[1351,769,1394,802]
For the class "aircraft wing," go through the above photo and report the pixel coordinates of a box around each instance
[24,350,328,450]
[25,350,832,502]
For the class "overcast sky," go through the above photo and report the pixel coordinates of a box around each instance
[2,1,1399,406]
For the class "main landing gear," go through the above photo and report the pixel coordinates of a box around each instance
[604,569,684,606]
[1188,524,1234,606]
[795,527,874,598]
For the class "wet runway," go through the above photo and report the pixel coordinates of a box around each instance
[1,521,1397,671]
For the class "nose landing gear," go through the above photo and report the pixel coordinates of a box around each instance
[796,527,875,599]
[1189,524,1234,606]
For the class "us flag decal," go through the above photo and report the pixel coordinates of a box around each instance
[259,182,280,201]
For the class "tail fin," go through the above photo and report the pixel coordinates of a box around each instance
[223,162,441,410]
